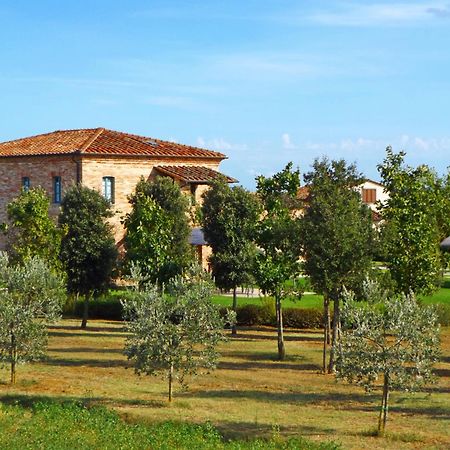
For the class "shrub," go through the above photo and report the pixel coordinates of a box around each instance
[435,303,450,326]
[283,308,323,329]
[220,304,323,329]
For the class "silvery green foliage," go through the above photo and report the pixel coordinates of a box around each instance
[336,281,440,392]
[0,252,66,381]
[123,265,234,398]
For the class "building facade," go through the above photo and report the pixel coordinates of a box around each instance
[0,128,236,254]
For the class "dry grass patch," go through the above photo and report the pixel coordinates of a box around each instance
[0,320,448,449]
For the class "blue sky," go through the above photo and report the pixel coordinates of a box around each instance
[1,1,450,188]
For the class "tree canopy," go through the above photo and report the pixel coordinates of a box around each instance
[378,147,445,295]
[124,176,192,285]
[202,180,261,334]
[123,265,231,401]
[336,280,440,435]
[59,184,117,328]
[0,254,66,383]
[4,187,63,270]
[300,158,373,372]
[254,162,303,360]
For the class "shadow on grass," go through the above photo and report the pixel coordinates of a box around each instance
[218,360,321,371]
[49,324,126,334]
[186,389,450,420]
[0,393,166,410]
[182,389,377,406]
[41,357,129,368]
[49,347,125,355]
[215,420,337,440]
[218,351,321,371]
[233,333,323,343]
[48,331,123,339]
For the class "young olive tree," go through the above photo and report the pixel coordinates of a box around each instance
[124,176,192,285]
[4,187,63,270]
[255,163,303,360]
[123,266,232,402]
[336,282,440,435]
[0,253,66,383]
[300,158,373,373]
[202,180,261,335]
[59,185,117,329]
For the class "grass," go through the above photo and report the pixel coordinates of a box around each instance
[212,293,324,309]
[0,319,448,449]
[0,401,339,450]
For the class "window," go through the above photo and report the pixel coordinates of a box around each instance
[362,188,376,204]
[53,176,62,204]
[22,177,30,192]
[103,177,115,203]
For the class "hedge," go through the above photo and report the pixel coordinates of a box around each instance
[64,296,450,328]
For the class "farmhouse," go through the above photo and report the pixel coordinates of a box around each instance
[0,128,236,257]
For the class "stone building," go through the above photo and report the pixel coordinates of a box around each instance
[0,128,236,261]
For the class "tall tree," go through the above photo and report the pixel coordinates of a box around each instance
[124,176,192,284]
[4,187,63,270]
[336,281,440,435]
[123,265,231,402]
[202,180,261,335]
[0,253,65,383]
[300,158,373,373]
[59,184,117,329]
[255,163,303,360]
[378,147,444,295]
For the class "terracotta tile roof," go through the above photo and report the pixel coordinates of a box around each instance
[0,128,226,159]
[297,186,310,200]
[154,165,237,184]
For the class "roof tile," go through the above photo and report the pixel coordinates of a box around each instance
[0,128,226,159]
[154,165,237,184]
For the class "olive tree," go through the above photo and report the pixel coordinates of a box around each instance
[336,281,440,435]
[123,266,233,402]
[0,253,66,383]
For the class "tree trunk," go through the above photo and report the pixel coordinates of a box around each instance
[168,363,174,402]
[231,286,237,336]
[322,296,330,373]
[80,294,89,329]
[275,294,285,360]
[378,373,390,435]
[327,305,332,345]
[10,334,16,384]
[328,294,340,374]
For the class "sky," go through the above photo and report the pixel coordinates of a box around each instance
[1,0,450,188]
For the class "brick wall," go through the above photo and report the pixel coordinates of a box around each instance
[0,155,78,248]
[0,154,220,263]
[80,156,220,243]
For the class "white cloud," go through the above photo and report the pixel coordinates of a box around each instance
[282,133,298,149]
[309,2,446,27]
[196,137,248,152]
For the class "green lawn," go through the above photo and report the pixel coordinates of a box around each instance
[212,293,324,309]
[420,278,450,305]
[213,278,450,310]
[0,319,448,449]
